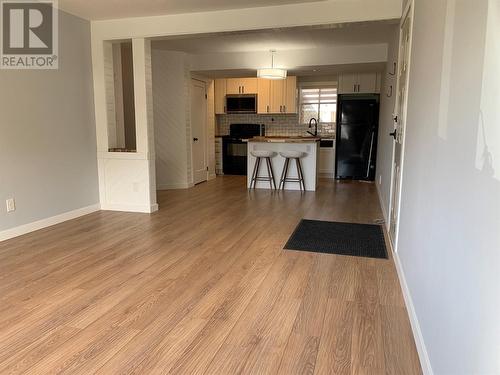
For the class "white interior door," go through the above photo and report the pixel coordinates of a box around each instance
[191,80,207,184]
[389,5,413,247]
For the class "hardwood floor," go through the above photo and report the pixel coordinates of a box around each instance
[0,176,422,374]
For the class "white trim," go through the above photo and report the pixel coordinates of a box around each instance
[388,0,414,251]
[208,173,217,181]
[319,172,335,179]
[157,182,194,190]
[392,251,434,375]
[0,204,100,242]
[376,182,390,231]
[100,203,158,213]
[97,151,150,160]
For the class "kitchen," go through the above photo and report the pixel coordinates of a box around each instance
[213,71,381,191]
[147,22,396,194]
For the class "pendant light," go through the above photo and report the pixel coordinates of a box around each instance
[257,50,287,80]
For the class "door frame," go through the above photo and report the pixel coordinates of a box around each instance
[190,78,209,184]
[387,0,415,251]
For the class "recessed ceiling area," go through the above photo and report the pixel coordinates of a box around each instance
[152,22,397,54]
[58,0,324,20]
[193,62,387,79]
[152,22,396,78]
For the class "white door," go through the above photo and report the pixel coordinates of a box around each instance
[389,5,413,247]
[191,80,207,184]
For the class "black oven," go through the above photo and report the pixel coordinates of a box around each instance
[223,124,264,175]
[226,95,257,114]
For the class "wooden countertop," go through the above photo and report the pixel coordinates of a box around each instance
[248,136,321,143]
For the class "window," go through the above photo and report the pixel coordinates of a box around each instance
[299,86,337,125]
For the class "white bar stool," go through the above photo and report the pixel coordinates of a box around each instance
[278,151,306,191]
[249,150,277,189]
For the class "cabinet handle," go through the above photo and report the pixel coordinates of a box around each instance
[242,86,244,94]
[267,105,269,113]
[283,105,286,113]
[239,86,241,94]
[357,84,361,92]
[353,84,356,92]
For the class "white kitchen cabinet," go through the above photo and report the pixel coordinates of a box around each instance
[319,143,336,178]
[215,137,223,175]
[338,73,359,94]
[338,72,381,94]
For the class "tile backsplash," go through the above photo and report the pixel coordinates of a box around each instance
[216,114,335,138]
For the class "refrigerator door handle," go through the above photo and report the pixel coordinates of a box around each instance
[366,131,375,179]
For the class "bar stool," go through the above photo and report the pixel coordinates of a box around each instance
[249,150,277,189]
[279,151,306,191]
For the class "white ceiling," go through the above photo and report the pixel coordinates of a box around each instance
[59,0,323,20]
[152,23,396,54]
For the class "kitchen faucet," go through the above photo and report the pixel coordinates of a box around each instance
[307,118,318,137]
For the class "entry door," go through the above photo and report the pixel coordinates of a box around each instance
[191,80,207,184]
[389,7,413,246]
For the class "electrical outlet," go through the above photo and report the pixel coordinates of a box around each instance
[6,198,15,212]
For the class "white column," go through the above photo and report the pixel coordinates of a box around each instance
[91,37,158,213]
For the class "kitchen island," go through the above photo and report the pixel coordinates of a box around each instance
[247,137,320,191]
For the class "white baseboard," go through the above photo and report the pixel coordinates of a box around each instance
[208,173,217,181]
[0,204,100,242]
[392,251,434,375]
[100,203,158,213]
[157,182,194,190]
[376,182,390,231]
[319,172,334,179]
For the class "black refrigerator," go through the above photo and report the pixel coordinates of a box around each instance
[335,94,380,181]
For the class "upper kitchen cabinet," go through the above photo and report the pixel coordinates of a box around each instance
[258,76,297,114]
[338,72,381,94]
[269,79,286,113]
[284,76,297,114]
[226,78,258,95]
[257,78,271,114]
[214,79,227,114]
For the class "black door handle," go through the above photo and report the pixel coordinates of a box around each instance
[389,130,397,140]
[193,137,199,142]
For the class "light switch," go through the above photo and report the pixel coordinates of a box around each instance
[6,198,15,212]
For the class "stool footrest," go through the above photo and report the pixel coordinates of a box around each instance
[278,156,306,191]
[249,156,277,190]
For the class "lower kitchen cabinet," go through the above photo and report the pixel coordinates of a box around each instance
[215,137,223,175]
[319,141,336,178]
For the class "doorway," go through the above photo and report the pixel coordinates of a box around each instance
[191,79,208,184]
[389,3,414,247]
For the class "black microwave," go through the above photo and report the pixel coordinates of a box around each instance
[226,94,257,114]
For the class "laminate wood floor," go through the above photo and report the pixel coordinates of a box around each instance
[0,176,422,374]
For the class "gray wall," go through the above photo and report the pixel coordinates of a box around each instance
[0,11,98,231]
[376,26,399,221]
[151,49,193,190]
[399,0,499,373]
